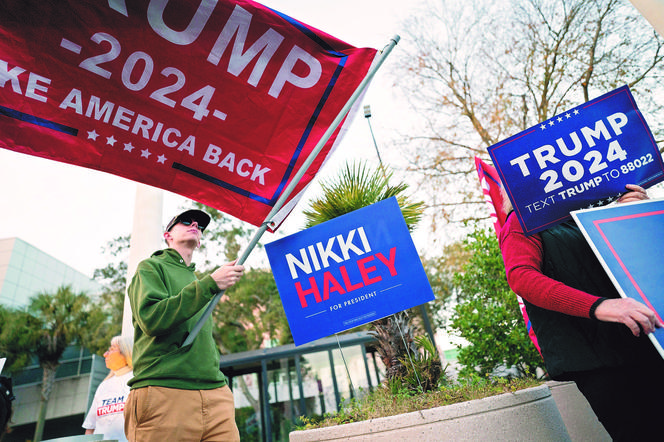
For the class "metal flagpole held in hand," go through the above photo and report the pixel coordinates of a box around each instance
[182,35,400,348]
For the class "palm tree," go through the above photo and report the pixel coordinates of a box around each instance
[0,306,36,374]
[370,311,418,380]
[303,162,424,230]
[302,161,429,384]
[22,285,99,442]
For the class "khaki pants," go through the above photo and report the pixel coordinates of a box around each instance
[124,385,240,442]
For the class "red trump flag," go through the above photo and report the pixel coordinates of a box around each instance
[474,156,541,354]
[474,156,508,234]
[0,0,377,227]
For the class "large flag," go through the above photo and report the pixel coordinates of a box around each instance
[0,0,377,228]
[474,156,541,354]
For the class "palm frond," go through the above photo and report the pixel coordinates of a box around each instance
[303,161,424,230]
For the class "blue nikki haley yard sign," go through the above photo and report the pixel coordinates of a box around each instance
[489,85,664,235]
[572,199,664,359]
[265,197,435,346]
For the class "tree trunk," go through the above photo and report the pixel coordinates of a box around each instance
[33,365,57,442]
[238,375,260,414]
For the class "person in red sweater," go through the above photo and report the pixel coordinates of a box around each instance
[500,184,664,441]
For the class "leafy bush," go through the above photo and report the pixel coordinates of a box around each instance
[449,228,543,378]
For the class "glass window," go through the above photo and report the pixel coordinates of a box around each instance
[367,349,385,388]
[265,358,300,442]
[233,373,263,442]
[299,350,336,416]
[330,345,372,402]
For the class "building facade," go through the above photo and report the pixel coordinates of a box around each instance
[0,237,102,308]
[0,237,393,442]
[0,237,106,441]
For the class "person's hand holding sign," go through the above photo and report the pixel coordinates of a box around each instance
[593,183,660,337]
[617,184,648,204]
[594,297,663,337]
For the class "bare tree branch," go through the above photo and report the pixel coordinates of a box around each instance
[391,0,664,234]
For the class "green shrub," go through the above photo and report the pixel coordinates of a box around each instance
[449,228,543,378]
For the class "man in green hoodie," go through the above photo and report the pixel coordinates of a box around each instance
[124,209,245,442]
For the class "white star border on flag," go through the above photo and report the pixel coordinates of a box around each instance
[82,128,170,166]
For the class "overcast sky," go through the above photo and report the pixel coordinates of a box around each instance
[0,0,422,277]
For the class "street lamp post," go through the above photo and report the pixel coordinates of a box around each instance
[363,104,385,168]
[363,104,438,350]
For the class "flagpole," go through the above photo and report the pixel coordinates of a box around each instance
[182,35,401,347]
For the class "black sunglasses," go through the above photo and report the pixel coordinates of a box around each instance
[180,219,205,232]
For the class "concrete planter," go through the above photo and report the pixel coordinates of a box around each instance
[547,381,610,441]
[290,384,570,442]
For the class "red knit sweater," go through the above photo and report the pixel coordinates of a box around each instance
[499,212,601,318]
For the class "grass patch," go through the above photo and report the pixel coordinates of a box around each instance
[296,376,543,430]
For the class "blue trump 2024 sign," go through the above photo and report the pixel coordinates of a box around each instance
[489,85,664,235]
[572,199,664,359]
[265,197,435,346]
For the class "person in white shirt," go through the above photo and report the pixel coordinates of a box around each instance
[83,335,133,442]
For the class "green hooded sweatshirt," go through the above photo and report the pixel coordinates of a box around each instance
[127,248,227,390]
